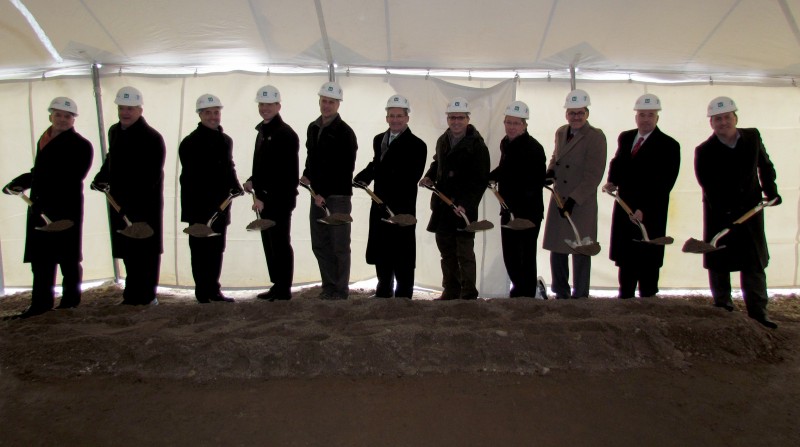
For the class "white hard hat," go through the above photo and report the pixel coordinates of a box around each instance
[564,89,591,108]
[48,97,78,116]
[446,97,470,114]
[385,94,410,113]
[196,94,223,112]
[318,81,343,101]
[115,86,143,107]
[255,85,281,103]
[707,96,737,117]
[634,94,661,111]
[505,100,529,119]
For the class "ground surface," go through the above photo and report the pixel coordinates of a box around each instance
[1,284,799,446]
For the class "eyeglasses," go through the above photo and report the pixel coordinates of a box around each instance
[447,115,468,121]
[567,111,586,118]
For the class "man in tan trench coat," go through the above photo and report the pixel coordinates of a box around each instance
[543,89,607,299]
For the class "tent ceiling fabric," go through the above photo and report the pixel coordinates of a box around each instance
[1,0,800,83]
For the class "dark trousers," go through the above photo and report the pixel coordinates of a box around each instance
[500,223,541,297]
[310,196,351,297]
[550,252,591,298]
[709,268,769,319]
[375,262,414,298]
[31,260,82,309]
[188,226,227,301]
[260,211,294,294]
[435,232,478,299]
[617,263,660,298]
[122,252,161,304]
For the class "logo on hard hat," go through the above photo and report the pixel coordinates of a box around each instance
[454,101,461,106]
[65,101,71,106]
[327,86,334,92]
[717,101,724,107]
[644,98,651,104]
[514,106,520,111]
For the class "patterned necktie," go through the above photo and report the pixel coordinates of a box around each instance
[631,136,644,157]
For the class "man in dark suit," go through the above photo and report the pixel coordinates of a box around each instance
[694,96,781,329]
[353,95,427,298]
[244,85,299,302]
[420,97,491,300]
[179,94,243,303]
[4,97,93,318]
[93,86,166,306]
[603,94,680,299]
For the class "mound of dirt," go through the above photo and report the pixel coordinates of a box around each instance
[1,284,798,446]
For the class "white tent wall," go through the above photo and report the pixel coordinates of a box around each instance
[0,73,798,293]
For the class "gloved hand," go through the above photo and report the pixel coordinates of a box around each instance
[90,181,108,192]
[352,174,370,187]
[559,197,576,217]
[766,194,782,206]
[499,207,511,219]
[544,170,555,186]
[602,182,617,194]
[3,183,24,194]
[230,187,245,197]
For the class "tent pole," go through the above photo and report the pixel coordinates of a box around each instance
[91,63,121,283]
[569,64,576,90]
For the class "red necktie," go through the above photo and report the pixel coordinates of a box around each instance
[631,136,644,157]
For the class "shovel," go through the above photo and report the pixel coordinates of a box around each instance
[603,189,673,245]
[422,184,494,232]
[95,185,154,239]
[545,185,600,256]
[487,182,536,230]
[298,180,353,225]
[183,191,242,237]
[352,181,416,226]
[5,187,74,232]
[245,192,276,231]
[682,198,776,254]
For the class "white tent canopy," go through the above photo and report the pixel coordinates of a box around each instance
[1,1,798,294]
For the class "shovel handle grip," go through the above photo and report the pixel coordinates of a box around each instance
[353,182,385,205]
[103,191,123,213]
[423,184,455,207]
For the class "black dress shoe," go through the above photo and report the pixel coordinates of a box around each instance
[55,301,80,309]
[209,294,235,303]
[257,290,291,301]
[754,317,778,329]
[16,306,52,319]
[714,302,735,312]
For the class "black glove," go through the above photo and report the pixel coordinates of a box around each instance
[230,187,245,197]
[766,194,782,206]
[352,174,370,187]
[544,170,555,186]
[90,182,108,192]
[559,197,576,217]
[3,183,23,194]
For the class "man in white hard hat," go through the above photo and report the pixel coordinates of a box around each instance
[92,86,166,306]
[353,94,427,298]
[300,81,358,300]
[3,97,93,318]
[488,100,547,298]
[178,94,243,303]
[543,89,607,299]
[243,85,300,302]
[602,94,680,299]
[419,97,490,300]
[695,96,781,329]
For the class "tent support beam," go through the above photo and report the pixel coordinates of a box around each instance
[91,63,120,283]
[313,0,335,82]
